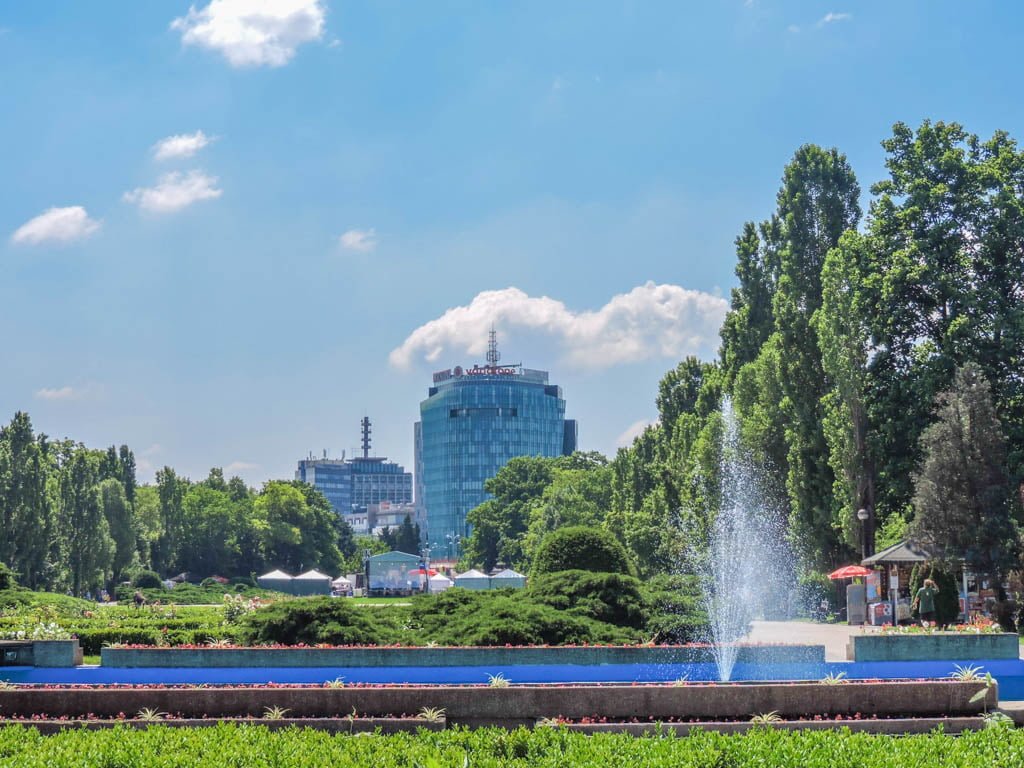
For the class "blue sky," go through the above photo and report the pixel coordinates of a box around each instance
[2,1,1022,484]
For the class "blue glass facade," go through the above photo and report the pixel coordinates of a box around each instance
[295,457,412,516]
[416,365,576,559]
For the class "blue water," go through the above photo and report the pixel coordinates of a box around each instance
[5,660,1024,699]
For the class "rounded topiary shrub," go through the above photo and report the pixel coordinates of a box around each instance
[528,570,649,628]
[531,526,633,576]
[240,597,394,646]
[131,570,164,589]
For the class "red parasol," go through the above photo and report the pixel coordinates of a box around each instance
[828,564,872,580]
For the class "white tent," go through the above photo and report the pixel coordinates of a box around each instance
[428,573,453,593]
[293,569,332,596]
[453,568,490,590]
[490,568,527,589]
[256,569,293,593]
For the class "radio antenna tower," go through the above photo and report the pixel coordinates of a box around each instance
[486,326,500,367]
[360,416,372,459]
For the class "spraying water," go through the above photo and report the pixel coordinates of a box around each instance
[694,397,792,681]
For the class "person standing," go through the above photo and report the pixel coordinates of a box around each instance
[914,578,939,627]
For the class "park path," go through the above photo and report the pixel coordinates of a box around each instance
[745,620,880,662]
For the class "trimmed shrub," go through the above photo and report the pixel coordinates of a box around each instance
[529,571,649,628]
[0,589,93,613]
[132,571,164,589]
[531,527,634,576]
[642,574,709,643]
[240,598,396,646]
[409,588,637,646]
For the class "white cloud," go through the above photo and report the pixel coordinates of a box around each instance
[818,12,852,26]
[171,0,326,68]
[33,383,103,401]
[788,24,801,34]
[616,419,658,448]
[339,228,377,252]
[10,206,100,245]
[389,282,728,370]
[123,170,222,213]
[225,461,259,474]
[34,386,80,401]
[153,130,213,161]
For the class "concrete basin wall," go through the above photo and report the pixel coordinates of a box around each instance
[101,644,825,668]
[850,633,1020,662]
[0,681,995,727]
[0,641,81,668]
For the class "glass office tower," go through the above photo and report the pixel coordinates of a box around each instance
[296,417,412,518]
[416,340,576,560]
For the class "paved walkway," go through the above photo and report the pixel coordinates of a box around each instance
[745,620,882,662]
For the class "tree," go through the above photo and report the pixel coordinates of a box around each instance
[153,467,187,575]
[656,357,712,440]
[392,514,421,555]
[255,482,343,574]
[0,413,57,589]
[98,478,136,583]
[771,145,861,567]
[60,449,113,595]
[814,230,877,551]
[909,364,1018,586]
[860,121,1024,516]
[463,456,558,571]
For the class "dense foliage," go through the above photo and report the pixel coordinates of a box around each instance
[2,724,1024,767]
[0,413,356,594]
[239,597,399,646]
[604,120,1024,583]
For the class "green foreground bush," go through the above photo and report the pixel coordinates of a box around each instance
[1,723,1023,767]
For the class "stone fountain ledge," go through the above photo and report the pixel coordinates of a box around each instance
[847,633,1019,662]
[100,644,825,668]
[0,680,995,729]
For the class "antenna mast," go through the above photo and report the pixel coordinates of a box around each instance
[486,326,500,367]
[360,416,372,459]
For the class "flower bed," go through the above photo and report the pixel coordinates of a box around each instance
[100,643,825,668]
[0,680,996,728]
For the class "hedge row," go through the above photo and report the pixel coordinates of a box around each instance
[0,723,1022,767]
[73,628,241,655]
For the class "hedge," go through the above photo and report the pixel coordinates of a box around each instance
[0,723,1023,767]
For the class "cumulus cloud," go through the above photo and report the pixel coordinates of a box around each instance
[339,228,377,252]
[389,282,728,370]
[34,386,80,401]
[34,383,102,401]
[225,461,259,474]
[153,130,213,161]
[10,206,101,245]
[171,0,326,68]
[123,170,222,213]
[616,419,658,447]
[818,12,852,26]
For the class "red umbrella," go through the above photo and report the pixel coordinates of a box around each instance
[828,565,872,580]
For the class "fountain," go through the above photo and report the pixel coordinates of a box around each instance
[695,397,793,681]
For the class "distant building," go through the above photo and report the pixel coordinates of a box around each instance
[296,417,413,526]
[346,501,421,536]
[415,330,577,560]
